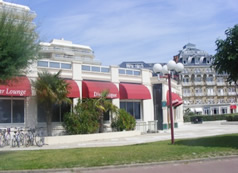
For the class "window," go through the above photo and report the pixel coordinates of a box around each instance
[134,71,141,76]
[195,77,202,82]
[120,101,141,120]
[101,67,110,73]
[61,63,71,69]
[0,99,24,123]
[38,102,71,122]
[92,66,100,72]
[204,107,210,115]
[37,61,48,67]
[50,62,60,68]
[221,107,227,114]
[207,88,214,96]
[119,69,125,74]
[126,70,133,75]
[212,107,219,115]
[82,65,90,71]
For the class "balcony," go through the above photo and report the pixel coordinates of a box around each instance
[217,82,226,86]
[228,92,237,96]
[194,93,204,97]
[217,93,225,96]
[194,81,204,86]
[207,93,216,96]
[183,93,192,97]
[206,81,215,86]
[182,82,192,86]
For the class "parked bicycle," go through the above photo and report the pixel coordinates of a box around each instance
[11,127,25,148]
[0,128,11,147]
[24,127,45,147]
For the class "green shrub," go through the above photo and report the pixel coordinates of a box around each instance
[226,115,238,121]
[63,99,99,134]
[111,109,136,131]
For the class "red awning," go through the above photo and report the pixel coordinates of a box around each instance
[166,91,183,107]
[82,81,119,99]
[0,76,31,96]
[65,80,80,98]
[230,105,237,109]
[119,83,151,100]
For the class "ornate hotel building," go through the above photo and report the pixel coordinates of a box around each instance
[177,43,237,115]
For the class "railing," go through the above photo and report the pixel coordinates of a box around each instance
[194,81,204,86]
[195,93,204,96]
[217,82,226,86]
[206,81,215,85]
[228,92,237,96]
[182,82,192,86]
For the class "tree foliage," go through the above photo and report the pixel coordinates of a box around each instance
[212,24,238,83]
[33,71,71,136]
[63,99,99,134]
[111,109,136,131]
[63,91,119,134]
[0,10,40,81]
[94,90,118,133]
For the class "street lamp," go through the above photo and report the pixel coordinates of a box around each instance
[153,60,184,144]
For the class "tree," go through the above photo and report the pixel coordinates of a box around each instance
[63,99,99,134]
[63,91,119,134]
[33,71,71,136]
[0,10,40,82]
[212,24,238,83]
[94,90,118,133]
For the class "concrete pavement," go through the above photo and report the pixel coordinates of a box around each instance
[0,121,237,151]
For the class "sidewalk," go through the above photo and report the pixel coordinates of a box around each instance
[0,121,237,151]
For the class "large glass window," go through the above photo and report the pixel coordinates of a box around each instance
[82,65,90,71]
[49,62,60,68]
[120,101,141,120]
[61,63,71,69]
[92,66,100,72]
[13,100,24,123]
[0,99,24,123]
[0,100,11,123]
[37,61,48,67]
[38,102,71,123]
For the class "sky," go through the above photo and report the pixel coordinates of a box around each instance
[5,0,238,66]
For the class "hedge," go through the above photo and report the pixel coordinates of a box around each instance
[183,114,237,122]
[226,115,238,121]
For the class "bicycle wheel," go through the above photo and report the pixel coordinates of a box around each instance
[0,135,4,147]
[5,133,11,146]
[35,133,43,147]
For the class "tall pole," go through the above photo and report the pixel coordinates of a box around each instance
[168,73,175,144]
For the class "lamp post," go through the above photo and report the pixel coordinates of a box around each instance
[153,60,184,144]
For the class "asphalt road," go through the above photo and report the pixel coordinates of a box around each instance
[82,157,238,173]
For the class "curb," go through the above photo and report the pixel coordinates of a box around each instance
[1,155,238,173]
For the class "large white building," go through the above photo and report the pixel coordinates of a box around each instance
[0,1,184,135]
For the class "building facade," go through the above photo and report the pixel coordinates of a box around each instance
[0,1,184,135]
[177,43,237,115]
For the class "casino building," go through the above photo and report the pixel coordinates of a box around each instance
[0,1,183,135]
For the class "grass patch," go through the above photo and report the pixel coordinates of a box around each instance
[0,134,238,170]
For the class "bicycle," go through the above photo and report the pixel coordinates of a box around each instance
[24,127,45,147]
[24,128,35,147]
[11,127,25,148]
[0,128,11,147]
[35,127,45,147]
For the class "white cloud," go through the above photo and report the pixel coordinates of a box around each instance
[10,0,238,65]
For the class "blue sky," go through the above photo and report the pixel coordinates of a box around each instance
[5,0,238,65]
